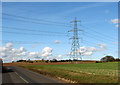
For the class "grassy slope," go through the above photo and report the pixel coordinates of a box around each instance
[23,62,118,83]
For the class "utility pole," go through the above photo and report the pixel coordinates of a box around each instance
[68,17,83,60]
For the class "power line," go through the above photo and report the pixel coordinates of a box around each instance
[2,26,66,34]
[2,26,117,47]
[82,39,117,49]
[83,33,117,46]
[81,25,117,40]
[2,26,117,44]
[3,13,117,39]
[3,13,71,27]
[3,13,70,25]
[2,13,117,50]
[1,30,68,36]
[84,31,116,43]
[2,25,117,44]
[3,17,59,26]
[3,13,117,41]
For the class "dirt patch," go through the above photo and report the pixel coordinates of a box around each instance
[3,63,20,66]
[3,61,96,66]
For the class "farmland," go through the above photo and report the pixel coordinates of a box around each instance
[22,62,118,83]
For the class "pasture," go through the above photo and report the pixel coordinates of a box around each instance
[23,62,118,83]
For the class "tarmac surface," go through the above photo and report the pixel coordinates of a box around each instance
[2,66,66,85]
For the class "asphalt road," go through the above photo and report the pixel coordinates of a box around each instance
[2,66,66,85]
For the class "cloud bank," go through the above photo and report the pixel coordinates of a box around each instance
[69,43,107,56]
[1,43,54,62]
[1,42,107,62]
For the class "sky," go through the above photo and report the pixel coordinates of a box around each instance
[1,2,118,63]
[1,0,120,2]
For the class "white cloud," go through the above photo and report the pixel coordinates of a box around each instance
[1,43,55,62]
[1,53,6,57]
[41,47,53,57]
[46,56,50,60]
[79,46,87,53]
[1,47,7,52]
[79,47,94,56]
[54,40,61,44]
[57,55,62,60]
[111,19,118,24]
[96,43,107,51]
[88,47,96,52]
[79,46,96,56]
[82,51,93,56]
[58,55,62,58]
[115,24,119,28]
[19,46,27,52]
[68,46,94,56]
[29,52,38,55]
[20,52,27,56]
[111,19,119,28]
[1,43,29,62]
[68,43,107,57]
[29,52,39,58]
[66,51,71,56]
[6,43,13,48]
[1,42,108,62]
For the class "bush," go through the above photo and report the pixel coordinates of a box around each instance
[101,56,115,62]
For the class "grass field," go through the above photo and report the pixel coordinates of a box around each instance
[23,62,118,83]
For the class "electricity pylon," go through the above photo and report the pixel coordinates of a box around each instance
[68,17,83,60]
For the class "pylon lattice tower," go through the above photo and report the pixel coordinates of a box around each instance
[68,17,83,60]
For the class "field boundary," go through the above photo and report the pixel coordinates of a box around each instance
[20,66,77,84]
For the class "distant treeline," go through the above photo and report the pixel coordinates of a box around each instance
[15,59,76,63]
[13,56,120,63]
[100,56,120,62]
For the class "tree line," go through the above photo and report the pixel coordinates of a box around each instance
[13,56,119,63]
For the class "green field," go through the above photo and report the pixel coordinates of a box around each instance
[23,62,118,83]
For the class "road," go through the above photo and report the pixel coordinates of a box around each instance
[2,66,66,85]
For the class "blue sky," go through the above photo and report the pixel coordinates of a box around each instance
[1,2,118,62]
